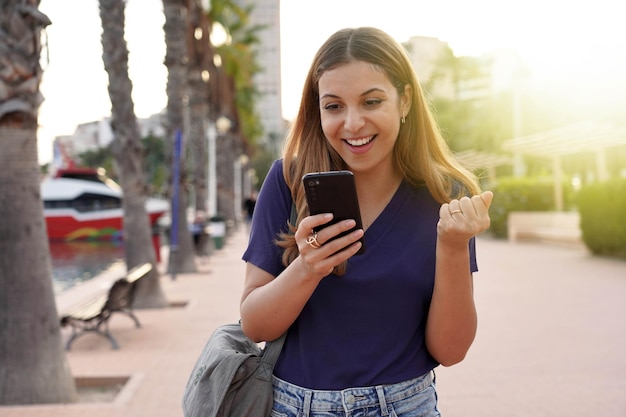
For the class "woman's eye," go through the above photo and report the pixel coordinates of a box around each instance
[323,103,342,111]
[364,98,382,107]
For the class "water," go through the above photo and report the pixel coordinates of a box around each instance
[50,240,125,294]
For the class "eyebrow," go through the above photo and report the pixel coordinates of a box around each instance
[320,87,386,100]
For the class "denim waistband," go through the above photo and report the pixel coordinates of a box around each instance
[272,371,434,415]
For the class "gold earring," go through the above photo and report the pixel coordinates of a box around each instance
[401,115,406,124]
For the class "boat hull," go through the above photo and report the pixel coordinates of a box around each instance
[42,176,168,241]
[44,209,165,241]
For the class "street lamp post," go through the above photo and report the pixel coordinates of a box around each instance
[234,154,249,225]
[207,123,217,217]
[207,116,232,218]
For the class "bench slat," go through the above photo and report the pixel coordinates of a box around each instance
[60,262,153,350]
[69,295,108,321]
[126,262,152,283]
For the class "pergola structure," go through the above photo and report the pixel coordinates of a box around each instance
[502,120,626,210]
[454,150,512,186]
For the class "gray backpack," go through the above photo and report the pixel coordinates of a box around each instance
[182,323,286,417]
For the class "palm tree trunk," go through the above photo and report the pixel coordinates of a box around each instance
[0,128,79,404]
[163,0,197,273]
[187,0,213,214]
[0,2,78,405]
[98,0,168,308]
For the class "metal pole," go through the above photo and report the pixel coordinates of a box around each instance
[234,158,242,225]
[207,123,217,217]
[169,130,183,280]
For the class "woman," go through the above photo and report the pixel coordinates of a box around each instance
[241,27,493,416]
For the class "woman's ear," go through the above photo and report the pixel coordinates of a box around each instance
[400,84,412,117]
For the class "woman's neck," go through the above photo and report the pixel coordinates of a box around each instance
[353,167,403,231]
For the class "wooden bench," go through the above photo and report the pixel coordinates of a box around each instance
[507,211,582,245]
[60,262,153,350]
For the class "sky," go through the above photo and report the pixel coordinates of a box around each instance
[36,0,626,164]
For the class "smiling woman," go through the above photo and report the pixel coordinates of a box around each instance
[239,26,493,416]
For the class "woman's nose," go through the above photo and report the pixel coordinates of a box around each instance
[343,108,365,132]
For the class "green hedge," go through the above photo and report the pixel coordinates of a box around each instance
[577,179,626,258]
[488,177,574,238]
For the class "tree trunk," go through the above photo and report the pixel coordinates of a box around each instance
[98,0,168,308]
[0,129,78,405]
[0,2,78,405]
[217,129,235,228]
[163,0,197,273]
[186,0,213,214]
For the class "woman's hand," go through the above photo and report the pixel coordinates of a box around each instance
[437,191,493,247]
[240,214,363,342]
[427,190,493,365]
[295,213,364,278]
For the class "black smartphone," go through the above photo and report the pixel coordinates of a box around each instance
[302,171,365,255]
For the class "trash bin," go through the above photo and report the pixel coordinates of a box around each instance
[209,216,226,250]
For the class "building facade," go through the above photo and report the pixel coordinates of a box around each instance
[233,0,285,156]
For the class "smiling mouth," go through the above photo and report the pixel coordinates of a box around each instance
[345,135,375,147]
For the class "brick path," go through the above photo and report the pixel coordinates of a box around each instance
[1,230,625,417]
[436,238,626,416]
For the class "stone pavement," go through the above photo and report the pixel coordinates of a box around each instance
[1,229,625,417]
[435,237,626,416]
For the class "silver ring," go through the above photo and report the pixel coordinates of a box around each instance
[449,209,462,215]
[306,233,321,249]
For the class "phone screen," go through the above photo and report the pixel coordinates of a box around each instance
[302,171,365,255]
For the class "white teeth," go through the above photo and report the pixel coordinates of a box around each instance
[346,136,374,146]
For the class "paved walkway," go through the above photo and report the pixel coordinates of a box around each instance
[1,230,625,417]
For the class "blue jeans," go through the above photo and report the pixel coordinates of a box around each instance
[271,372,440,417]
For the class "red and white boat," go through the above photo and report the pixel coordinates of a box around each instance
[42,168,169,241]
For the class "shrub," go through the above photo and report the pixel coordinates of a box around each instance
[577,179,626,258]
[488,177,574,238]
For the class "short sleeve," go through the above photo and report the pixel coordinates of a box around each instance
[242,159,293,277]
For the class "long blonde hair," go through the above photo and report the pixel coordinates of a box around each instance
[277,27,480,271]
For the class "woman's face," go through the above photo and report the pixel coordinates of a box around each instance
[318,60,409,176]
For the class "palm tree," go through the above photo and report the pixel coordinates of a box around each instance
[98,0,167,307]
[207,1,262,225]
[186,0,213,214]
[211,2,263,143]
[165,0,262,240]
[163,0,197,273]
[0,1,78,404]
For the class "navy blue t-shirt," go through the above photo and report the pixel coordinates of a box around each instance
[242,159,478,390]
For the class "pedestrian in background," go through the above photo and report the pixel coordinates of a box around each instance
[242,190,258,232]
